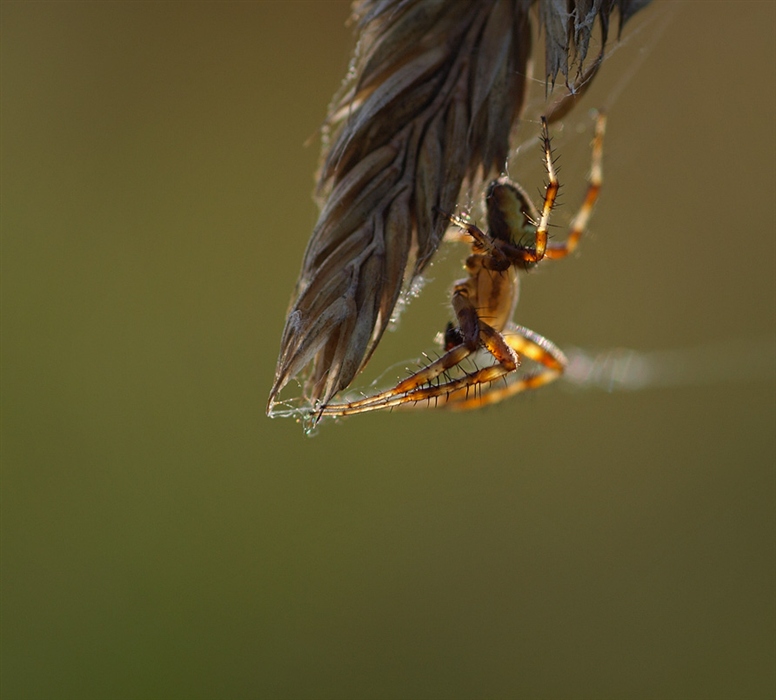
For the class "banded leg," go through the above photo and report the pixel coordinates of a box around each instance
[317,324,566,416]
[377,324,566,412]
[316,343,474,416]
[318,278,518,417]
[526,116,559,262]
[477,121,559,266]
[442,325,567,411]
[316,318,517,417]
[439,212,509,269]
[317,354,515,416]
[439,114,604,267]
[544,112,606,260]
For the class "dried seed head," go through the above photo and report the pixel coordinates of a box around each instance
[268,0,649,414]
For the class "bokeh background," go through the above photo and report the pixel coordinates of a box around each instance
[3,2,774,698]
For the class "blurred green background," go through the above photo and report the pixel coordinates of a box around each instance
[2,2,774,699]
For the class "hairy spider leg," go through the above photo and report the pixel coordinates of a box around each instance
[443,119,558,267]
[316,344,473,414]
[543,111,605,260]
[316,284,519,417]
[316,210,521,419]
[441,324,567,411]
[527,116,559,261]
[483,112,606,266]
[317,324,566,416]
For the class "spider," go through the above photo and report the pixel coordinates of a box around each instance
[316,112,606,418]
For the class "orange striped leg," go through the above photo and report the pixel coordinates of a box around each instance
[318,285,517,417]
[518,116,559,263]
[544,112,606,260]
[315,343,474,416]
[442,325,567,411]
[316,322,519,416]
[318,324,565,416]
[318,360,516,415]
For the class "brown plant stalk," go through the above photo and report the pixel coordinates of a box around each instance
[268,0,650,414]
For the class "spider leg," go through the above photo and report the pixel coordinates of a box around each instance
[316,343,474,415]
[544,112,606,260]
[316,324,518,417]
[442,324,567,411]
[477,118,557,266]
[489,113,605,266]
[318,323,563,415]
[437,210,510,267]
[319,356,518,415]
[318,271,521,417]
[520,116,559,263]
[317,320,520,417]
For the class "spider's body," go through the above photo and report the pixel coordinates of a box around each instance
[317,114,606,418]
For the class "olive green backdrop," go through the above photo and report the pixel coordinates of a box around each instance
[2,2,774,699]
